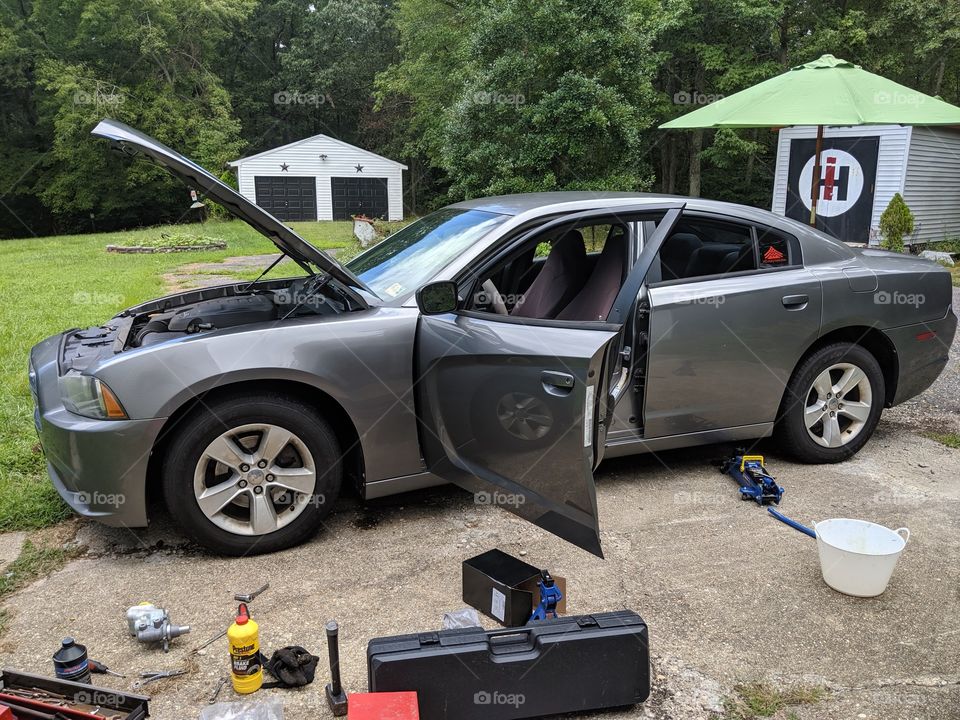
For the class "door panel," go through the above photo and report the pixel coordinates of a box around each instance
[331,177,389,219]
[414,204,683,557]
[254,176,317,222]
[643,268,822,438]
[417,315,618,557]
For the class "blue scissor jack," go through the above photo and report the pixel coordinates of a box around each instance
[529,570,563,622]
[720,453,783,506]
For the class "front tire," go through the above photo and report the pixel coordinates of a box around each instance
[162,392,342,555]
[776,342,885,463]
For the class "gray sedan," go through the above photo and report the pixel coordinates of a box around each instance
[29,120,956,556]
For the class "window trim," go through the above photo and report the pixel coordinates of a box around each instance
[647,212,804,288]
[454,210,662,325]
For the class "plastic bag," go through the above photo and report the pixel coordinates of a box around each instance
[200,699,284,720]
[442,607,481,629]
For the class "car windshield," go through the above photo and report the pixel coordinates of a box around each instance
[346,208,508,299]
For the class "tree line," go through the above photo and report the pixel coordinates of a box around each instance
[1,0,957,238]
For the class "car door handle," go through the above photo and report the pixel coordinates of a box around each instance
[781,294,809,309]
[541,370,575,395]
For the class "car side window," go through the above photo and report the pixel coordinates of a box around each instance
[656,218,756,282]
[756,226,801,268]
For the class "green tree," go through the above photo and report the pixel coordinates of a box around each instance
[440,0,662,199]
[879,193,914,252]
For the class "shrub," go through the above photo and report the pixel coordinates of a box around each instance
[879,193,914,253]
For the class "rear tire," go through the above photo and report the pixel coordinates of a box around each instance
[776,342,884,463]
[162,392,341,555]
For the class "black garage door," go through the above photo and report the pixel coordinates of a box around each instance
[254,176,317,222]
[331,177,388,220]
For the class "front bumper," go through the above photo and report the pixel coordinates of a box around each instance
[883,307,958,405]
[29,334,164,527]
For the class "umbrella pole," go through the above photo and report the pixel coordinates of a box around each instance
[809,124,823,225]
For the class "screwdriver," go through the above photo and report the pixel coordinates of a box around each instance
[89,659,126,678]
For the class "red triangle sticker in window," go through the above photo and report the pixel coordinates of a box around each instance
[763,246,786,263]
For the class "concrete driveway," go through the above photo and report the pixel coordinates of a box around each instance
[3,290,958,719]
[0,423,956,719]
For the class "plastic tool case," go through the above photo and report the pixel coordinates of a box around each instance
[367,610,649,719]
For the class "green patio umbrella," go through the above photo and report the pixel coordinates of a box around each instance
[660,55,960,223]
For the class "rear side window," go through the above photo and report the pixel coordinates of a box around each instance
[756,227,801,268]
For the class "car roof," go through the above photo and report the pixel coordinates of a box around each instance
[449,191,853,257]
[449,191,768,220]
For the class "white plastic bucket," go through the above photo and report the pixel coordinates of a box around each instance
[813,518,910,597]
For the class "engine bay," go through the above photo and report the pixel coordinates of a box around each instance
[126,276,352,348]
[60,277,360,372]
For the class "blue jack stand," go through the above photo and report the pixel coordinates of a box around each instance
[529,571,563,622]
[720,453,783,506]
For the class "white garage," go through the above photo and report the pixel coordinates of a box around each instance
[228,135,406,222]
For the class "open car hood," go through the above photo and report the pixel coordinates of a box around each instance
[91,119,372,300]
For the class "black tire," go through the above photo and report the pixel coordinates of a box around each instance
[776,342,885,463]
[162,392,342,555]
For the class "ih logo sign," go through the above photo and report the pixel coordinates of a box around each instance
[797,149,865,217]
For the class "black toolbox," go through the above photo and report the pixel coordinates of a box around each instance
[367,610,649,719]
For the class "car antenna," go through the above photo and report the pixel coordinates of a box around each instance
[241,253,287,293]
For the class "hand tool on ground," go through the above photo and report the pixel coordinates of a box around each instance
[529,570,563,622]
[125,604,190,652]
[324,620,348,716]
[88,660,125,678]
[208,677,228,704]
[192,583,270,654]
[719,453,783,505]
[234,583,269,604]
[133,669,188,689]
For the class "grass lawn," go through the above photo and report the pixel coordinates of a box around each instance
[0,218,375,531]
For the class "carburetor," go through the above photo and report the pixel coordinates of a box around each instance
[126,603,191,652]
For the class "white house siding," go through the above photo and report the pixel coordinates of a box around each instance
[232,135,405,221]
[902,126,960,243]
[771,125,910,240]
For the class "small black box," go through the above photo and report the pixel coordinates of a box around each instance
[462,549,566,626]
[368,610,650,719]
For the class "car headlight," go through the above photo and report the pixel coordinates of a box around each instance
[59,372,128,419]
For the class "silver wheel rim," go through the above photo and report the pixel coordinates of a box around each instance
[496,393,553,441]
[804,363,873,448]
[193,423,317,536]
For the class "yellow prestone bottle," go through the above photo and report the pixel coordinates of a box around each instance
[228,603,263,694]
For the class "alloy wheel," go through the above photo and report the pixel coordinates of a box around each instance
[193,423,317,536]
[804,363,873,448]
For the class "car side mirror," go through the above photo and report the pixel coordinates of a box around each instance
[416,281,459,315]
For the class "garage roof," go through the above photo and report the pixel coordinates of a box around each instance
[228,134,407,170]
